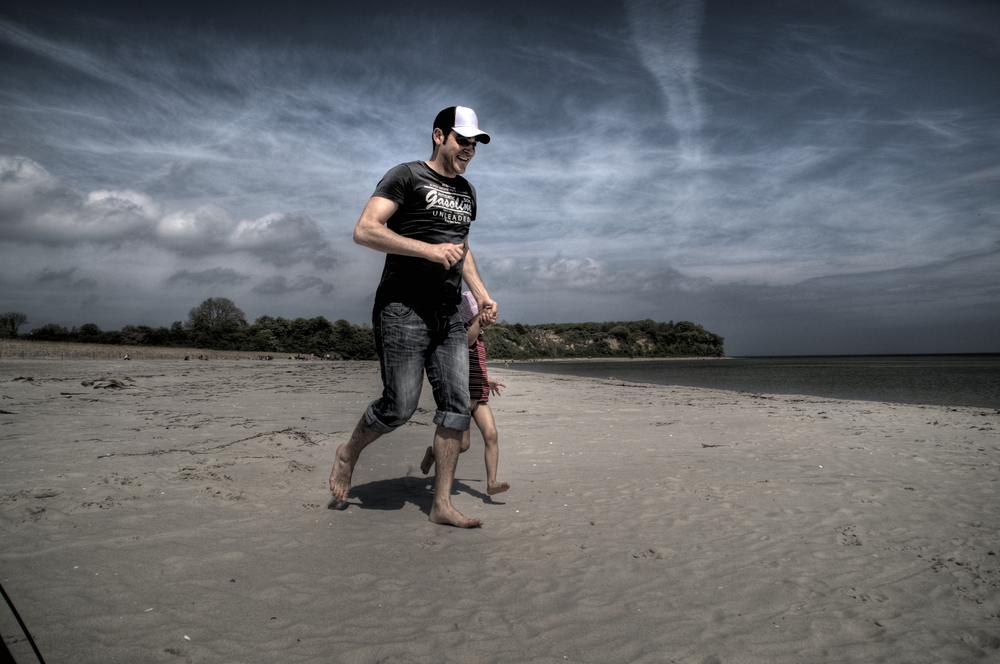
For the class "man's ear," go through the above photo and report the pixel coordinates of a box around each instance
[432,127,446,145]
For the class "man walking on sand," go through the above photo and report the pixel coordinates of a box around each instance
[329,106,498,528]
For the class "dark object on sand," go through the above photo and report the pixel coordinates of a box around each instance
[0,581,47,664]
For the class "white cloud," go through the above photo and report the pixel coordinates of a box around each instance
[156,205,236,251]
[484,253,710,294]
[0,154,338,267]
[230,213,336,268]
[86,189,161,218]
[0,156,158,243]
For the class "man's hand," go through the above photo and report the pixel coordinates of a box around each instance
[480,297,499,325]
[426,242,467,270]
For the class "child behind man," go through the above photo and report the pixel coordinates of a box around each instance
[420,291,510,496]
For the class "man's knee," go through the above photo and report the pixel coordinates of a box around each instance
[364,396,420,433]
[433,409,471,432]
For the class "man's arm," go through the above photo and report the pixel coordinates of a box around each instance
[353,196,466,269]
[462,247,498,322]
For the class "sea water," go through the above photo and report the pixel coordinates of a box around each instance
[502,355,1000,409]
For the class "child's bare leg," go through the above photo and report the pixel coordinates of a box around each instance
[420,423,472,475]
[473,403,509,495]
[420,446,434,474]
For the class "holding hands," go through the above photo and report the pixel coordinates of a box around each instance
[479,300,498,327]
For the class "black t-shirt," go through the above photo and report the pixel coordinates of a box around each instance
[372,161,477,314]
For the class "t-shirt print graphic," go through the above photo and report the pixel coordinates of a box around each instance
[422,185,474,225]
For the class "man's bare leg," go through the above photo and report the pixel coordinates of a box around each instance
[428,425,482,528]
[329,416,382,504]
[473,404,509,495]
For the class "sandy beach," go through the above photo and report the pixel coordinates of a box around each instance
[1,358,999,663]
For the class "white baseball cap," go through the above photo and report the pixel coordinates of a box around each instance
[436,106,491,144]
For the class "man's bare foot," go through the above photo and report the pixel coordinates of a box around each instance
[429,504,483,528]
[329,443,354,503]
[419,446,434,475]
[487,481,510,496]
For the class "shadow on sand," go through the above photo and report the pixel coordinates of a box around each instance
[328,473,504,513]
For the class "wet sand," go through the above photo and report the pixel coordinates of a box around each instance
[1,358,998,663]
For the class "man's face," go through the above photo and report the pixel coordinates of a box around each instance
[436,129,478,176]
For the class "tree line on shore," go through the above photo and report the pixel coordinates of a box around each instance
[483,320,725,359]
[1,298,725,360]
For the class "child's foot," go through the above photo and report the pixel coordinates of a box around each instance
[419,446,435,475]
[487,480,510,496]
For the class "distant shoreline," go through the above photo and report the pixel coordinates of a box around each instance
[491,355,733,365]
[497,353,1000,409]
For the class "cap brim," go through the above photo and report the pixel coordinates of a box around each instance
[453,127,491,144]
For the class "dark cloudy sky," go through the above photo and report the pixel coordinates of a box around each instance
[1,0,998,355]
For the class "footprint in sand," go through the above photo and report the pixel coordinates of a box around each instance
[838,526,862,546]
[631,548,663,559]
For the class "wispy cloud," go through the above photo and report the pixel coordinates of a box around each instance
[252,275,334,296]
[34,266,96,289]
[166,267,249,286]
[626,0,706,164]
[0,17,126,86]
[849,0,1000,49]
[35,266,79,283]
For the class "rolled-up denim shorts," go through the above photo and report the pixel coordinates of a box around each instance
[364,302,471,433]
